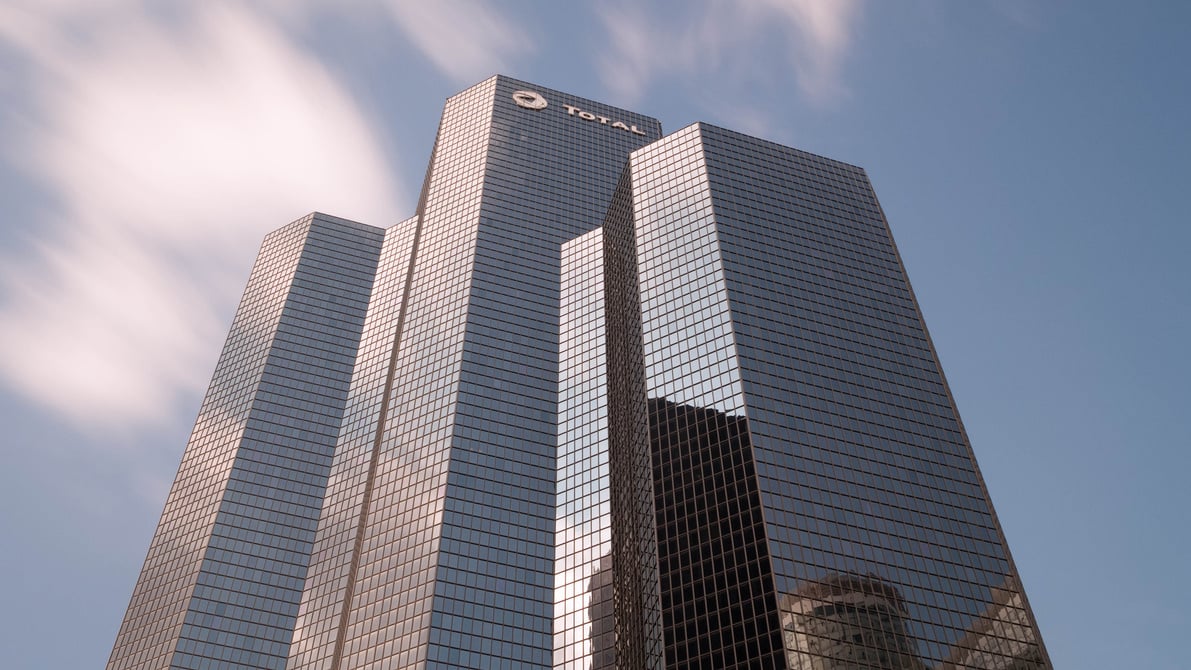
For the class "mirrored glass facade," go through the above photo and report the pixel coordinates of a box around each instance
[556,229,614,669]
[612,123,1051,670]
[108,214,384,670]
[111,77,1048,670]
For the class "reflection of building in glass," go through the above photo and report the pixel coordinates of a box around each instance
[779,574,927,670]
[941,577,1046,670]
[643,397,787,668]
[110,76,1051,670]
[585,555,615,670]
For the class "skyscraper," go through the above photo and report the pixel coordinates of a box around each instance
[109,76,1050,670]
[108,214,385,670]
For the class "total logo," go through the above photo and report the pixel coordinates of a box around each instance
[511,90,647,136]
[511,90,548,110]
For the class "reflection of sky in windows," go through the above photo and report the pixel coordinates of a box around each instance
[327,80,499,670]
[290,215,418,668]
[635,127,747,418]
[110,214,385,670]
[555,229,613,670]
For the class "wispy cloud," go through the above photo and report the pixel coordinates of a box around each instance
[0,1,404,430]
[762,0,862,103]
[596,0,862,106]
[385,0,532,84]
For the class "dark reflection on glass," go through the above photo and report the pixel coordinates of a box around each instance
[648,397,787,669]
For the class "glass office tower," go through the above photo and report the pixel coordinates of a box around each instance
[110,77,1049,670]
[603,123,1049,669]
[107,214,385,670]
[284,76,660,670]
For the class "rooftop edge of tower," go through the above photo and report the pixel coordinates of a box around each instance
[650,120,868,176]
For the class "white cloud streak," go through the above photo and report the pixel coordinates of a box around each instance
[0,0,533,434]
[0,1,404,430]
[597,0,862,105]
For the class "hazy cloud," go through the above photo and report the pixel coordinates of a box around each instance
[385,0,532,84]
[0,1,404,430]
[596,0,862,105]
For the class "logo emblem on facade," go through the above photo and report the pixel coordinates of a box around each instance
[563,105,647,135]
[512,90,548,110]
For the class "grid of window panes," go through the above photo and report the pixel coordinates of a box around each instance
[601,172,665,670]
[289,215,419,670]
[554,229,613,670]
[424,75,660,670]
[108,76,1054,670]
[696,123,1049,669]
[629,125,789,670]
[331,78,497,670]
[276,76,660,670]
[109,214,383,670]
[109,217,312,670]
[174,215,383,670]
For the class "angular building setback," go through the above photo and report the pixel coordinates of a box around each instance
[109,76,1050,670]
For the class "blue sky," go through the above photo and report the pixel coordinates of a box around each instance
[1,1,1187,668]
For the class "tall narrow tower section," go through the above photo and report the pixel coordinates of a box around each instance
[108,214,384,670]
